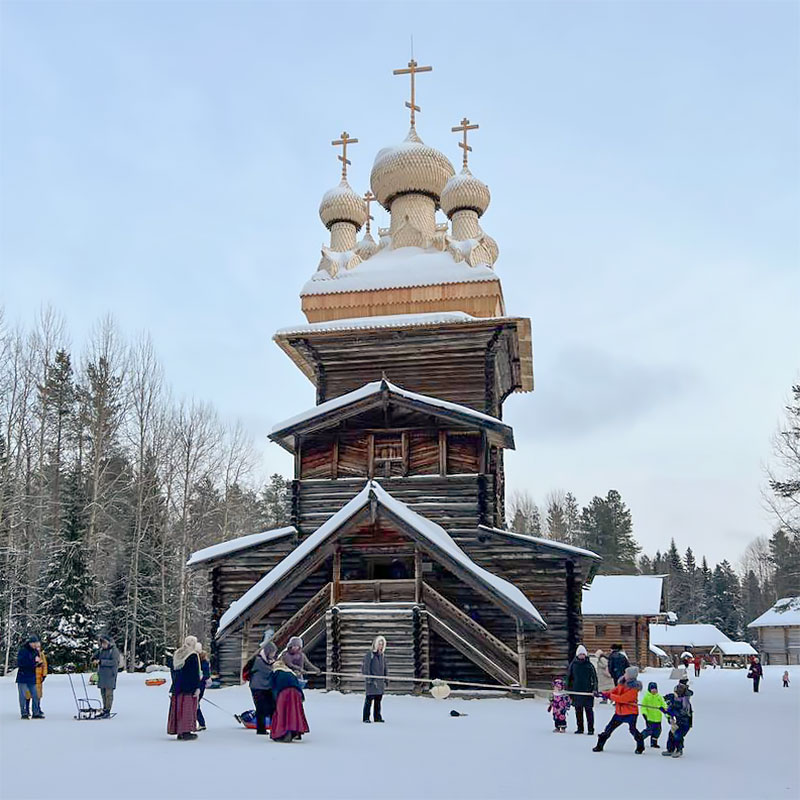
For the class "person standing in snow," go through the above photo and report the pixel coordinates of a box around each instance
[592,666,645,754]
[747,658,763,692]
[592,649,614,702]
[93,634,121,718]
[196,645,211,731]
[24,641,48,712]
[362,635,388,723]
[270,655,310,742]
[16,635,44,719]
[167,635,202,741]
[693,654,702,677]
[548,678,571,732]
[640,681,667,748]
[662,681,693,758]
[250,640,278,736]
[566,644,597,734]
[783,670,790,688]
[280,636,321,679]
[607,643,630,686]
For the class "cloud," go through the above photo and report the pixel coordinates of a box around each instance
[521,346,697,440]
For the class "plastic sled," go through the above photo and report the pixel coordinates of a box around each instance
[145,678,166,686]
[235,709,269,730]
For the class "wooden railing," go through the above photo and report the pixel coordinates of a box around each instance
[272,582,332,650]
[422,582,520,686]
[338,579,416,603]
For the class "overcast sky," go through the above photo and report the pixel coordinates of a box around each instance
[2,0,798,566]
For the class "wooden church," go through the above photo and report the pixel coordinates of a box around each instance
[189,60,600,690]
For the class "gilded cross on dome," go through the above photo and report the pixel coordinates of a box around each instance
[393,59,432,127]
[451,117,479,169]
[331,131,358,180]
[363,190,376,233]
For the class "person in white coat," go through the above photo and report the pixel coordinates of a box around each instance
[592,649,615,702]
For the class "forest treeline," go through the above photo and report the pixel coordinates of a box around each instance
[508,383,800,640]
[0,309,291,673]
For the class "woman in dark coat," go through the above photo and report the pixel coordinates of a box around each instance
[167,635,202,741]
[362,635,388,723]
[566,644,598,734]
[249,641,277,735]
[92,635,121,718]
[748,657,763,692]
[270,656,309,742]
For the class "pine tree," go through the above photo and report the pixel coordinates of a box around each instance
[580,490,639,573]
[708,560,743,639]
[545,495,568,542]
[742,570,765,628]
[261,473,292,527]
[769,528,800,598]
[696,557,713,622]
[564,492,581,545]
[684,547,699,622]
[665,540,686,620]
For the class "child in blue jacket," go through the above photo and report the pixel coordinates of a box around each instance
[662,681,693,758]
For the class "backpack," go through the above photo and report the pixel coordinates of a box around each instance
[242,655,256,683]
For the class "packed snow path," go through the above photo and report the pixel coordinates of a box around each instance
[1,666,798,800]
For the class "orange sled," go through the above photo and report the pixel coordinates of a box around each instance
[145,678,167,686]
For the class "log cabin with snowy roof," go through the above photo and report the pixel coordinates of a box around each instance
[188,59,600,691]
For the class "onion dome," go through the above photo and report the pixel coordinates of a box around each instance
[441,167,491,218]
[355,230,379,260]
[319,180,368,230]
[370,127,455,210]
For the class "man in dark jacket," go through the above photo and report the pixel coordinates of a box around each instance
[566,644,598,734]
[362,635,388,723]
[92,635,120,717]
[17,635,44,719]
[607,644,630,685]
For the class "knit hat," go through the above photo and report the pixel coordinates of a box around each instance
[678,677,689,685]
[26,634,41,644]
[553,678,565,688]
[575,644,588,658]
[624,666,639,682]
[287,636,303,650]
[648,681,658,692]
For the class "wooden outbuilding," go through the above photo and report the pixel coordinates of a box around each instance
[748,597,800,665]
[581,575,665,667]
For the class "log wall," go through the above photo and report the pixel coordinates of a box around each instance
[582,615,651,667]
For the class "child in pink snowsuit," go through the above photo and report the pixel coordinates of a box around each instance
[548,678,571,732]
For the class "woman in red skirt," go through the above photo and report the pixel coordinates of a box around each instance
[167,635,202,741]
[270,657,309,742]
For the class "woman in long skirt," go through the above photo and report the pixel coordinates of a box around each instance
[167,635,202,741]
[270,657,309,742]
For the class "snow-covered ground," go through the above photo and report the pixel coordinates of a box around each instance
[1,666,798,800]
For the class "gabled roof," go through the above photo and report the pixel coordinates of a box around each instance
[711,640,758,656]
[187,527,296,567]
[748,597,800,628]
[582,575,665,616]
[216,480,544,638]
[649,623,731,648]
[268,378,514,452]
[477,525,600,561]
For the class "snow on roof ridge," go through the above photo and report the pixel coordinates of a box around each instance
[216,480,544,636]
[649,623,732,647]
[477,525,600,560]
[269,377,507,438]
[582,574,665,616]
[187,526,296,566]
[747,596,800,628]
[275,311,486,337]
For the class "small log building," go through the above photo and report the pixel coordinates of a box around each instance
[748,597,800,665]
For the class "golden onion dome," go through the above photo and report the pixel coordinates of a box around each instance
[370,127,455,210]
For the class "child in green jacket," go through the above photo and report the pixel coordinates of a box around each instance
[641,681,667,748]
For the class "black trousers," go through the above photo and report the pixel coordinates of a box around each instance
[575,705,594,732]
[753,676,761,693]
[601,713,643,743]
[253,689,276,734]
[363,694,383,721]
[196,687,206,726]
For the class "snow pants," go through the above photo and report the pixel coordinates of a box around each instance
[752,676,760,693]
[601,714,643,745]
[643,719,662,744]
[252,689,275,735]
[666,722,690,753]
[100,688,114,712]
[18,683,41,717]
[363,694,383,722]
[575,705,594,733]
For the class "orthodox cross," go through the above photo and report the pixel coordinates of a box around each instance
[451,117,479,169]
[393,59,432,127]
[363,190,376,233]
[332,131,358,180]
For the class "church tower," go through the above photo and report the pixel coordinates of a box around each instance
[191,59,598,690]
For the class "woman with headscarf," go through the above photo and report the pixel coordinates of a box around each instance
[270,654,309,743]
[250,639,278,736]
[362,635,388,723]
[167,635,202,741]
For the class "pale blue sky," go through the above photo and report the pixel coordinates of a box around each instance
[2,0,798,564]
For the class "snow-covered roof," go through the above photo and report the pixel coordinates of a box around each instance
[747,597,800,628]
[217,480,544,636]
[649,643,668,658]
[582,575,665,616]
[269,378,513,450]
[275,311,489,337]
[649,623,731,648]
[300,246,499,296]
[476,525,600,560]
[711,640,758,656]
[187,527,296,567]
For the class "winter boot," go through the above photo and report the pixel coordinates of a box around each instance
[31,713,45,719]
[651,740,660,748]
[635,737,645,754]
[592,734,608,752]
[672,749,683,758]
[574,729,584,734]
[662,749,674,757]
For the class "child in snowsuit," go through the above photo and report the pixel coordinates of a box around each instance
[593,666,645,754]
[548,678,571,732]
[640,681,667,748]
[782,671,789,688]
[662,682,693,758]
